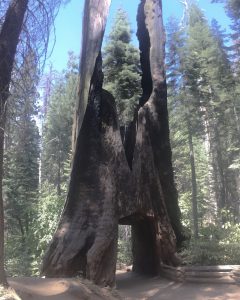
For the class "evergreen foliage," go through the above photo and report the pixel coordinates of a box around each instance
[103,8,141,125]
[3,52,40,276]
[3,52,78,276]
[166,2,240,244]
[41,53,78,195]
[33,53,78,270]
[1,1,240,275]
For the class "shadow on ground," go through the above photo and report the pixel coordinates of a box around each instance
[9,277,121,300]
[8,272,240,300]
[116,271,240,300]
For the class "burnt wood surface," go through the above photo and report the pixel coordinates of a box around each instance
[42,0,183,286]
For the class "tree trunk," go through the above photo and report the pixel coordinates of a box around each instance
[0,120,7,286]
[0,0,28,286]
[205,105,228,222]
[72,0,112,148]
[187,119,199,239]
[42,0,182,286]
[211,123,229,222]
[136,0,184,246]
[42,54,124,286]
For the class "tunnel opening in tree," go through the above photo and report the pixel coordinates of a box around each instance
[41,0,183,287]
[117,225,132,269]
[118,214,161,276]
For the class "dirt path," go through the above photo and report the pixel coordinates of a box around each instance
[116,271,240,300]
[7,272,240,300]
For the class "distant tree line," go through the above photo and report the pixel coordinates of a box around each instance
[167,1,240,263]
[1,0,240,280]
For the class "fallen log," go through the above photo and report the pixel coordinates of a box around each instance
[184,265,240,272]
[185,271,234,278]
[185,276,236,284]
[161,264,240,284]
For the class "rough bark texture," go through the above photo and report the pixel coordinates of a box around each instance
[136,0,184,245]
[72,0,111,149]
[42,54,129,287]
[0,0,28,286]
[42,0,183,287]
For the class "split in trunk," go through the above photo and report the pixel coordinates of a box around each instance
[42,0,183,287]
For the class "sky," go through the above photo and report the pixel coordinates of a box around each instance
[46,0,231,72]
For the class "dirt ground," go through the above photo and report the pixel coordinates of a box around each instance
[117,271,240,300]
[8,277,121,300]
[6,271,240,300]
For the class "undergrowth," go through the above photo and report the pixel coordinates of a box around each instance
[180,223,240,265]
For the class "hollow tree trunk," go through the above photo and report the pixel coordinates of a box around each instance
[42,53,131,286]
[42,0,182,286]
[42,1,120,287]
[0,0,28,286]
[72,0,112,148]
[136,0,184,246]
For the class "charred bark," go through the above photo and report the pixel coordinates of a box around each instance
[0,0,28,286]
[136,0,184,246]
[42,0,183,286]
[72,0,112,148]
[42,54,130,286]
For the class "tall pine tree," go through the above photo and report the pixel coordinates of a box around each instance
[167,2,240,235]
[41,54,78,196]
[4,52,40,275]
[103,8,141,125]
[36,54,78,262]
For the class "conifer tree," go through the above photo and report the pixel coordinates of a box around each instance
[167,2,240,232]
[41,54,78,195]
[30,53,79,269]
[103,8,141,125]
[191,5,240,220]
[212,0,240,72]
[3,52,40,275]
[166,16,201,238]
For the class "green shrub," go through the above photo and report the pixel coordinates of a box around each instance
[180,223,240,265]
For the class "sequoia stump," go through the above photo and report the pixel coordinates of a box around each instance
[42,0,183,286]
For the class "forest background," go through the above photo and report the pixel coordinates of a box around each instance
[2,0,240,275]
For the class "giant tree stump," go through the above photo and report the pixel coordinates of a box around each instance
[42,0,183,287]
